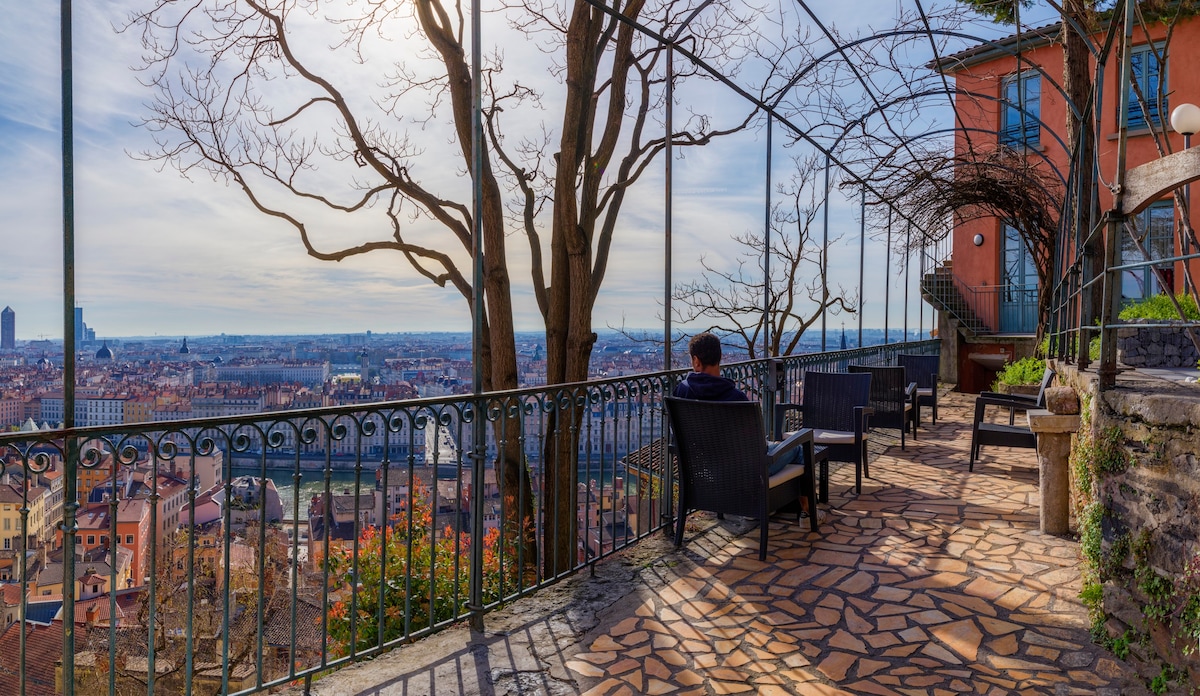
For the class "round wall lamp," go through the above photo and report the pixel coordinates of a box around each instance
[973,233,985,246]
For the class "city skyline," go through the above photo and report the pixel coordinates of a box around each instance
[0,307,927,347]
[1,4,1054,341]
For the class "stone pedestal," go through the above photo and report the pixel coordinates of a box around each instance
[1026,409,1081,536]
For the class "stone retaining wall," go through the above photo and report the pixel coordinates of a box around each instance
[1055,363,1200,689]
[1116,321,1200,368]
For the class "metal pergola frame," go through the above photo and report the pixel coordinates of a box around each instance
[51,0,1179,689]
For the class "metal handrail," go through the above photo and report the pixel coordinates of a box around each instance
[0,340,937,695]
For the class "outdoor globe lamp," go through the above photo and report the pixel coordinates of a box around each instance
[1171,103,1200,139]
[1170,102,1200,294]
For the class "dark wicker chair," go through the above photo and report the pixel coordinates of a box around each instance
[969,367,1056,469]
[775,371,873,496]
[848,364,917,450]
[665,397,819,561]
[898,354,940,427]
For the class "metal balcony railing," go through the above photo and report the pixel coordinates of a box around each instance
[0,340,936,695]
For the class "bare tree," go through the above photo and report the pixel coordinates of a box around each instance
[671,155,855,358]
[122,0,768,576]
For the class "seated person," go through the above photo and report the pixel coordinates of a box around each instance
[674,334,812,516]
[674,332,748,402]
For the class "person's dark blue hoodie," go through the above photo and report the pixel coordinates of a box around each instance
[673,372,748,401]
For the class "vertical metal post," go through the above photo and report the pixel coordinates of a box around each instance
[883,209,891,344]
[763,116,772,360]
[918,229,925,340]
[762,118,774,429]
[858,188,866,349]
[467,0,486,632]
[1184,132,1192,294]
[821,154,831,351]
[664,48,674,370]
[1100,0,1137,390]
[60,2,78,692]
[905,224,911,342]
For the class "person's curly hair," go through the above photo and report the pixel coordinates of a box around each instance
[688,332,722,367]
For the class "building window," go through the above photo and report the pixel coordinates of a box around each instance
[87,535,95,545]
[1122,202,1175,301]
[1127,43,1166,129]
[1001,70,1040,148]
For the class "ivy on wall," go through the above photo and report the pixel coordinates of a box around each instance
[1071,391,1200,693]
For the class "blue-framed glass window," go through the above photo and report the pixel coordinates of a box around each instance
[1122,202,1175,301]
[1127,43,1166,129]
[1001,71,1040,148]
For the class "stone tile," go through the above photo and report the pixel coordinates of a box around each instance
[864,631,901,649]
[817,651,858,681]
[566,659,607,677]
[828,629,869,653]
[961,577,1009,600]
[929,619,984,662]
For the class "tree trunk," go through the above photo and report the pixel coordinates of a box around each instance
[419,0,536,574]
[1062,1,1100,357]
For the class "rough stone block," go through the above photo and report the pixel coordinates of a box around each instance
[1044,386,1080,415]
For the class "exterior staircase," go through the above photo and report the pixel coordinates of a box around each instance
[921,261,990,337]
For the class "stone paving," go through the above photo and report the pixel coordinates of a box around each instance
[565,391,1144,695]
[291,391,1146,696]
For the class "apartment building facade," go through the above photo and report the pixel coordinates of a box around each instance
[936,15,1200,388]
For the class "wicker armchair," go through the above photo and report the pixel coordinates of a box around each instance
[848,364,917,449]
[775,371,873,496]
[969,367,1055,469]
[665,397,819,561]
[898,354,940,427]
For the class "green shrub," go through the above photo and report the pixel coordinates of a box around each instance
[1119,292,1200,321]
[992,355,1046,389]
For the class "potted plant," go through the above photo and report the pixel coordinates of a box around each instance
[992,355,1046,396]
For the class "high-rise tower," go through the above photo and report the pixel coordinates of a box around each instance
[0,307,13,350]
[74,306,86,345]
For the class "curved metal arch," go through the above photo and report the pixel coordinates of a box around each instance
[765,27,1084,126]
[886,125,1069,188]
[794,1,937,202]
[572,0,926,217]
[815,87,1072,187]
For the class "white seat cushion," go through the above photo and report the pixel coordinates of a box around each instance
[916,387,934,397]
[768,464,805,486]
[813,429,857,445]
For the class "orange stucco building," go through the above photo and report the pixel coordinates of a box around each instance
[937,15,1200,389]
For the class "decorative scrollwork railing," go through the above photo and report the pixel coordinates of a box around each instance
[0,340,936,695]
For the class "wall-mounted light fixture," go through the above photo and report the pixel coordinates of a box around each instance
[973,233,985,247]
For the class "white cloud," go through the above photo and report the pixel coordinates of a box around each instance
[2,1,992,341]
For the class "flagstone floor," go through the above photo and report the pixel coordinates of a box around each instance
[295,390,1146,696]
[564,390,1148,696]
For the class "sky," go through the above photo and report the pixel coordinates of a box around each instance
[0,1,1058,342]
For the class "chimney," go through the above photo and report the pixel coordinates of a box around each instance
[85,604,99,627]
